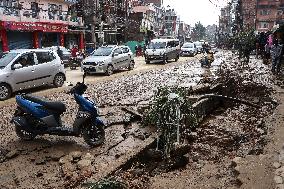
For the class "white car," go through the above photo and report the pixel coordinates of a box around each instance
[180,43,197,56]
[194,41,203,53]
[0,49,65,100]
[81,45,135,76]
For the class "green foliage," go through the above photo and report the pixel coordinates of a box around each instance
[82,179,128,189]
[144,87,197,158]
[234,29,256,63]
[192,22,206,41]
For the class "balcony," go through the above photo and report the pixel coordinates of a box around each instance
[0,7,83,26]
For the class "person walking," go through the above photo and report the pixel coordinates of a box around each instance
[270,39,283,74]
[57,46,63,61]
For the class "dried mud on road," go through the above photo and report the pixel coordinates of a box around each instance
[0,51,280,189]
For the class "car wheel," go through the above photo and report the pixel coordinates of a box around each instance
[128,61,135,70]
[0,83,12,101]
[175,55,179,62]
[163,56,167,64]
[53,73,65,87]
[146,60,150,64]
[105,65,114,76]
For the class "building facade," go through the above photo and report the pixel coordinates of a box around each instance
[0,0,84,52]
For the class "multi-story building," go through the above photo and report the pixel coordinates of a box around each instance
[219,4,231,34]
[256,0,284,32]
[163,8,177,37]
[0,0,84,52]
[242,0,257,30]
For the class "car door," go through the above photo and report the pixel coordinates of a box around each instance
[112,48,124,69]
[11,52,37,91]
[34,51,57,85]
[121,47,131,68]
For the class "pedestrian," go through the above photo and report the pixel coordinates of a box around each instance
[57,46,63,60]
[71,45,78,58]
[135,45,139,57]
[270,39,283,74]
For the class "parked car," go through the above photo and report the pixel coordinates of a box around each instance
[44,46,71,66]
[180,42,197,56]
[194,41,203,53]
[144,38,180,64]
[81,45,135,76]
[0,49,66,100]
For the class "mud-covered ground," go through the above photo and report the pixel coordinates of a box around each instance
[110,53,278,189]
[0,51,279,189]
[0,54,224,189]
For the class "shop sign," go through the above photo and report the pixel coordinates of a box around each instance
[2,21,68,33]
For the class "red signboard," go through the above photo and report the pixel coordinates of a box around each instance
[0,21,68,33]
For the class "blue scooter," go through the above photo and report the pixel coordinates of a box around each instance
[11,71,105,147]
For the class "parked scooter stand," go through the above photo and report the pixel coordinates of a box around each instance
[11,70,105,147]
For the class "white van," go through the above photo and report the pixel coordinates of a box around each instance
[144,39,180,64]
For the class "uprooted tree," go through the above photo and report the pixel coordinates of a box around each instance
[143,87,197,159]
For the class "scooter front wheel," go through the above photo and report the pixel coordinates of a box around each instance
[15,125,37,141]
[82,123,105,147]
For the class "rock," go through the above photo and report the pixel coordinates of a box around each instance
[50,151,65,161]
[275,167,284,176]
[5,150,19,159]
[276,184,284,189]
[36,171,43,177]
[35,157,47,165]
[231,157,242,167]
[77,159,92,170]
[274,176,283,184]
[82,153,95,162]
[59,155,73,165]
[69,151,82,160]
[274,162,282,169]
[61,162,76,177]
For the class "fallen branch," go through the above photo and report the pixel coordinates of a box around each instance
[121,107,143,121]
[198,94,261,108]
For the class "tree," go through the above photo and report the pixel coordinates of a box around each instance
[192,22,206,41]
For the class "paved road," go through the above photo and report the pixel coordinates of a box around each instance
[0,56,199,106]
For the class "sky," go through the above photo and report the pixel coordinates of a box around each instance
[162,0,229,27]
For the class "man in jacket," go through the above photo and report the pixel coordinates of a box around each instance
[270,39,283,74]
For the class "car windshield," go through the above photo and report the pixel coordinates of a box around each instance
[183,44,193,48]
[91,47,113,56]
[148,42,167,49]
[0,53,19,69]
[194,42,202,47]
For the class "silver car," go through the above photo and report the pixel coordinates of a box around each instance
[0,49,66,100]
[180,42,197,56]
[81,45,135,76]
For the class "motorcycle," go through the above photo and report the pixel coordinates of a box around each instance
[11,71,105,147]
[200,51,214,68]
[69,52,84,70]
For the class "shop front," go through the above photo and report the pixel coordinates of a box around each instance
[0,21,68,52]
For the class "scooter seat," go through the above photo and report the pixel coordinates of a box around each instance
[24,94,66,113]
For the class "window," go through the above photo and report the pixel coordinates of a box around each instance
[260,22,269,29]
[15,53,35,67]
[260,9,271,15]
[114,48,122,54]
[35,52,55,64]
[31,2,39,18]
[122,47,130,53]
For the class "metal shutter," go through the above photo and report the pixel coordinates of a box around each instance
[7,31,33,50]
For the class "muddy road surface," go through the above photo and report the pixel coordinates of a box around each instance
[0,54,222,189]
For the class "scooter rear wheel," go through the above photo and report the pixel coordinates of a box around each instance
[82,123,105,147]
[15,125,36,141]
